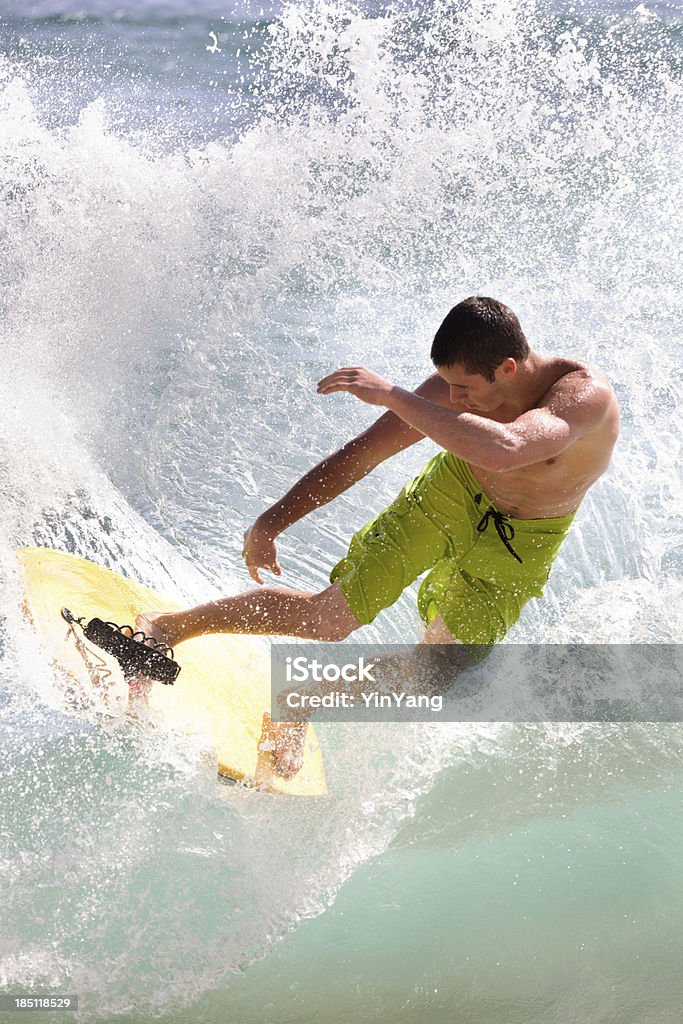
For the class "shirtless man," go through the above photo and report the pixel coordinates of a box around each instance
[138,297,620,777]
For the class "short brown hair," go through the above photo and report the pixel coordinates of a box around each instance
[430,296,530,381]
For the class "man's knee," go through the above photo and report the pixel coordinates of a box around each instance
[310,585,360,641]
[421,614,460,644]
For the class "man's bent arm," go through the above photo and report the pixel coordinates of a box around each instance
[257,374,449,536]
[384,379,612,471]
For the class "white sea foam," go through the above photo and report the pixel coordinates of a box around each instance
[0,0,681,1014]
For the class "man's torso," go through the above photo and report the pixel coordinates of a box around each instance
[458,359,619,519]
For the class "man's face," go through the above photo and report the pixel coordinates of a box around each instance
[436,359,517,413]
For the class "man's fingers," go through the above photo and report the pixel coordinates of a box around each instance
[318,371,356,385]
[318,380,356,395]
[245,558,283,584]
[317,370,358,390]
[244,555,263,584]
[318,366,357,380]
[242,520,281,583]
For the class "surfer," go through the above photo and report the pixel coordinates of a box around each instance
[137,296,619,778]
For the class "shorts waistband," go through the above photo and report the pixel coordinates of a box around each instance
[441,452,578,530]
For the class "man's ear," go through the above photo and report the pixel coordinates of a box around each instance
[498,357,518,379]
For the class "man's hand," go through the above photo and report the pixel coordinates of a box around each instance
[317,366,394,406]
[242,520,282,585]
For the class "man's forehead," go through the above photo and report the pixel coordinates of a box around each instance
[436,364,484,385]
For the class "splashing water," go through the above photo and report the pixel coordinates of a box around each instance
[0,0,682,1018]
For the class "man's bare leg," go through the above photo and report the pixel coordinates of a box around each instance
[137,582,357,646]
[136,583,359,780]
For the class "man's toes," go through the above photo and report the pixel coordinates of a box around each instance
[272,750,304,779]
[257,714,308,780]
[272,723,307,778]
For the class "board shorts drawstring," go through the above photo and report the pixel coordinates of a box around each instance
[476,506,523,564]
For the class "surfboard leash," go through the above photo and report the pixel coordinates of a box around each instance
[61,615,117,697]
[60,608,181,685]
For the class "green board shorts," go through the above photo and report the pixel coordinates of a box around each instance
[329,451,576,643]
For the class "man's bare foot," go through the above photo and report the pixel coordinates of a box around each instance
[135,612,172,648]
[257,712,308,780]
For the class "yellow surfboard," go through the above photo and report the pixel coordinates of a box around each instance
[17,547,326,796]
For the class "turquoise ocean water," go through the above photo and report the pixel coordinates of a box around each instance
[1,0,682,1020]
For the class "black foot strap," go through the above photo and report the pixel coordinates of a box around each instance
[61,608,181,685]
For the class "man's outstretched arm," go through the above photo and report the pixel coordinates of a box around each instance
[242,373,449,583]
[317,366,613,472]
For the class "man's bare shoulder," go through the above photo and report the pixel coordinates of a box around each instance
[540,359,618,427]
